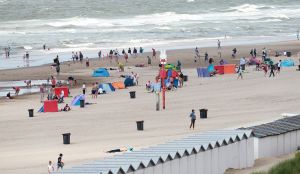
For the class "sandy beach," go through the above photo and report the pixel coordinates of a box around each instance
[0,40,300,174]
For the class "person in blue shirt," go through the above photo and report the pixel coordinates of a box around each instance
[189,109,196,130]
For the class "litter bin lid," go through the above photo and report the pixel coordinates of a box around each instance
[62,133,71,135]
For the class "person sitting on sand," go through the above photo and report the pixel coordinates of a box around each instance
[105,147,133,153]
[146,81,151,91]
[6,92,12,99]
[61,104,71,112]
[98,87,104,94]
[13,86,20,96]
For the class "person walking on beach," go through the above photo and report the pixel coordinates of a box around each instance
[128,48,132,55]
[71,52,75,62]
[204,51,208,62]
[85,57,89,67]
[40,84,45,103]
[124,52,128,62]
[98,50,102,59]
[297,30,299,40]
[189,109,196,130]
[147,56,151,65]
[133,47,138,57]
[79,51,83,63]
[269,64,275,77]
[25,51,29,59]
[195,47,200,59]
[82,83,86,95]
[57,153,64,171]
[232,48,237,58]
[75,52,79,61]
[179,71,184,87]
[237,65,243,79]
[43,44,46,50]
[48,161,54,174]
[152,48,156,59]
[277,60,281,74]
[217,39,221,49]
[139,47,144,54]
[262,63,268,77]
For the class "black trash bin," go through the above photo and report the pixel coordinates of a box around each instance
[200,109,208,119]
[28,109,34,117]
[80,99,85,108]
[286,52,291,57]
[129,91,136,99]
[183,75,188,82]
[136,121,144,131]
[62,133,71,144]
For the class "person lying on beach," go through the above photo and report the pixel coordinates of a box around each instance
[105,147,133,153]
[61,104,71,112]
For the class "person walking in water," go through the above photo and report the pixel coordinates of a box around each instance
[189,109,196,130]
[297,30,299,40]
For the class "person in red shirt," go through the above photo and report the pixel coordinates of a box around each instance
[13,87,20,96]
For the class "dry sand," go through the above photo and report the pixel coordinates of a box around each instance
[0,41,300,174]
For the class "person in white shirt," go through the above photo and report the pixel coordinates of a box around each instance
[48,161,54,174]
[98,87,103,94]
[277,60,282,74]
[82,83,86,94]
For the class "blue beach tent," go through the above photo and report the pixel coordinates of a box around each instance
[71,94,85,106]
[92,68,110,77]
[99,83,115,93]
[281,59,294,67]
[124,77,134,87]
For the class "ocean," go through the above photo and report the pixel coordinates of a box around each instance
[0,0,300,69]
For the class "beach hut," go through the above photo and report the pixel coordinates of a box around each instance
[240,115,300,159]
[92,68,110,77]
[52,130,254,174]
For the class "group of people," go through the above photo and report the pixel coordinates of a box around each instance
[194,47,209,63]
[90,82,103,98]
[71,51,84,63]
[48,153,64,174]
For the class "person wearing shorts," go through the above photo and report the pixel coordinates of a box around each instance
[57,153,64,171]
[277,60,281,74]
